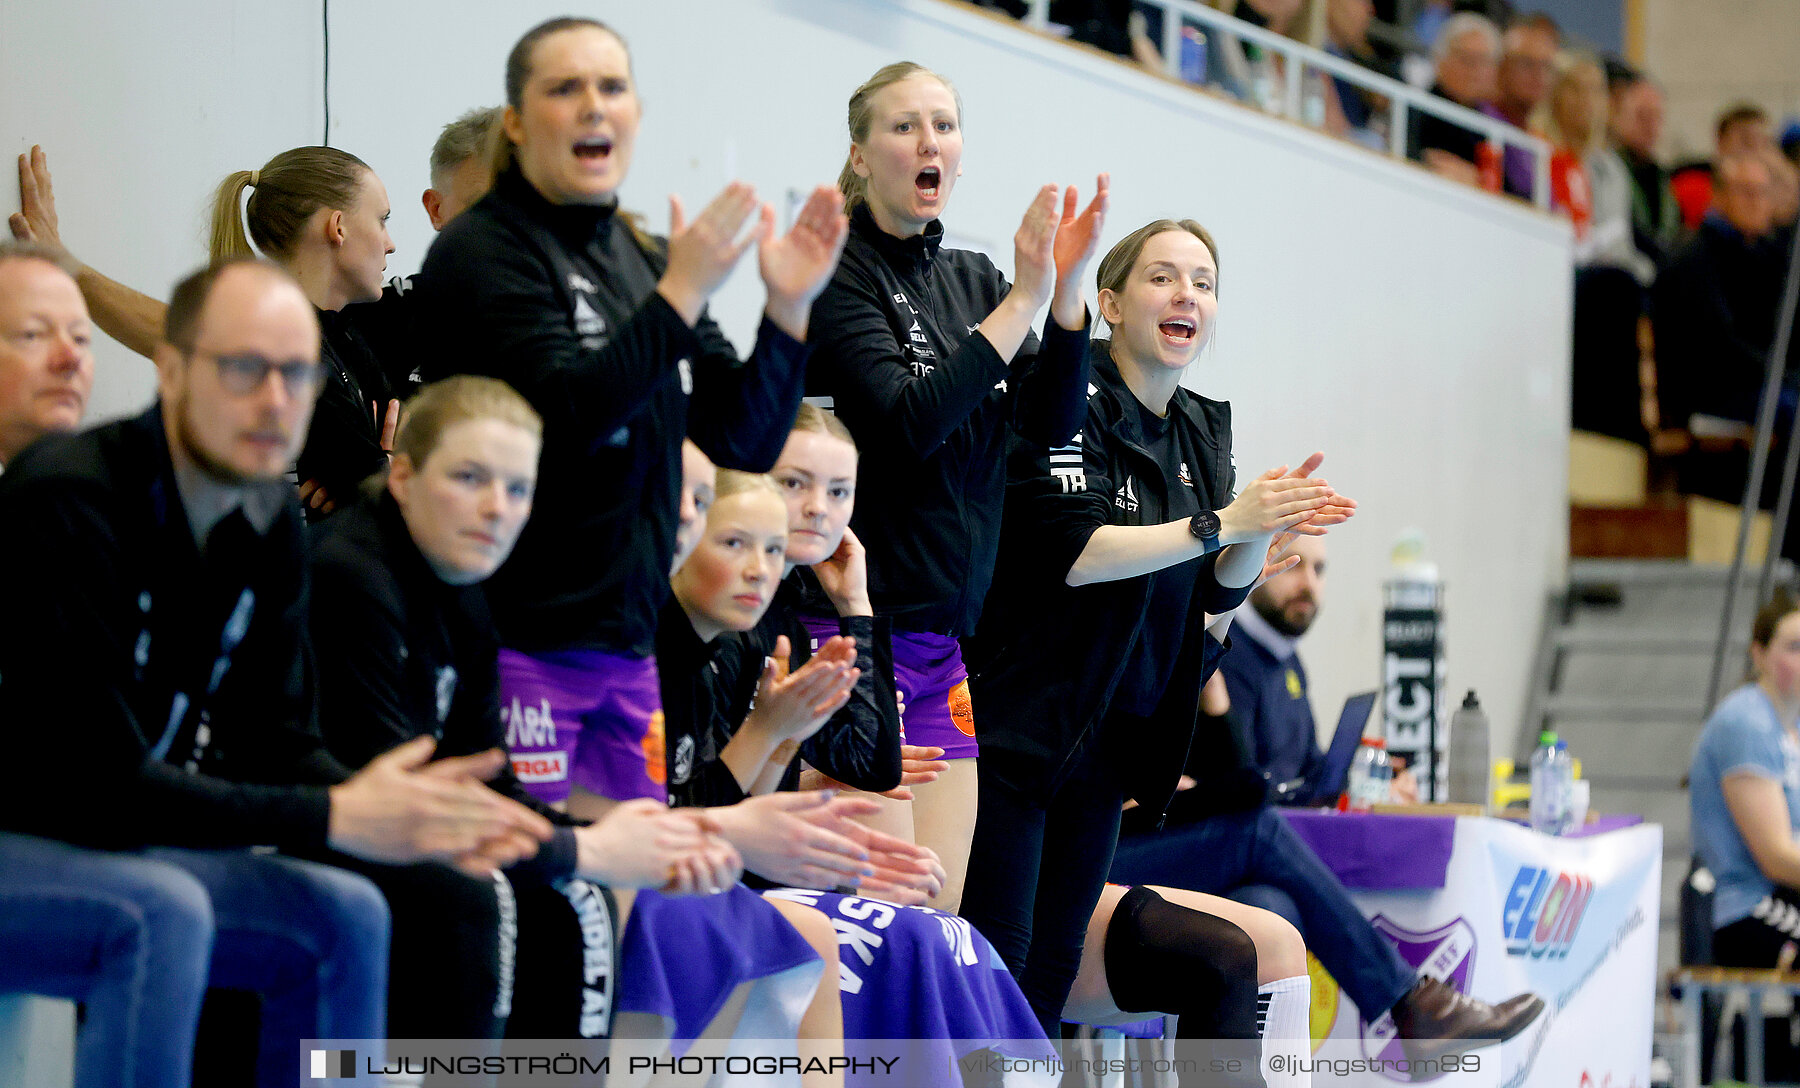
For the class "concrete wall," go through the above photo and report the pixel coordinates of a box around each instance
[1639,0,1800,162]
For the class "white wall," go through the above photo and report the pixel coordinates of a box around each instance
[3,0,1571,758]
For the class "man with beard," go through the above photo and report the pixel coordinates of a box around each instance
[0,258,551,1086]
[1223,536,1418,804]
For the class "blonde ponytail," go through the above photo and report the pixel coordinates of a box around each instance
[208,171,258,261]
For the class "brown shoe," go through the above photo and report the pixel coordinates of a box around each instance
[1390,977,1547,1061]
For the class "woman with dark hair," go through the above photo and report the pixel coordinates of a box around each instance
[962,218,1352,1040]
[1692,590,1800,967]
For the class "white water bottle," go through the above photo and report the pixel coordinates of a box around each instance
[1528,730,1568,834]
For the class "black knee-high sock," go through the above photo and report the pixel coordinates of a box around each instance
[1103,885,1268,1087]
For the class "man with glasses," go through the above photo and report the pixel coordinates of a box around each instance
[0,257,552,1086]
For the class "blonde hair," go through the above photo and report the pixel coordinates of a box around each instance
[208,146,372,262]
[790,402,857,452]
[1095,219,1221,298]
[392,376,542,467]
[712,469,783,504]
[1534,52,1607,155]
[432,106,501,187]
[838,62,963,217]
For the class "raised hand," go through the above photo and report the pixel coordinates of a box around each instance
[759,185,849,341]
[1009,184,1062,310]
[811,526,871,617]
[656,182,761,327]
[741,635,860,748]
[376,399,401,456]
[574,798,741,893]
[328,737,554,877]
[1049,174,1109,328]
[713,791,884,889]
[1272,452,1357,538]
[9,146,72,262]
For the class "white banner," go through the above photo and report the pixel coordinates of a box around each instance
[1310,819,1661,1087]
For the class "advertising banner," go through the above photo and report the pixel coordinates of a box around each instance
[1311,819,1661,1086]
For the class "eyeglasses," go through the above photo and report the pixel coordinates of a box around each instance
[191,351,327,397]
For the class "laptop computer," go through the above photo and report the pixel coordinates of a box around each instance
[1304,689,1380,805]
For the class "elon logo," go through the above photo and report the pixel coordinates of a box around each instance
[1502,866,1593,958]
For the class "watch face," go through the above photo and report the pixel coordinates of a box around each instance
[1191,510,1221,539]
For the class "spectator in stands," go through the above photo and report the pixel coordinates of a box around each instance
[1221,535,1418,804]
[0,258,555,1087]
[1690,590,1800,968]
[1481,12,1558,198]
[1651,153,1791,449]
[1607,73,1682,269]
[1407,11,1501,185]
[1111,666,1548,1062]
[1323,0,1403,147]
[1673,103,1779,232]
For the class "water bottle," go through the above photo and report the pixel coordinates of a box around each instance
[1346,737,1393,812]
[1528,730,1568,834]
[1447,690,1492,813]
[1554,738,1579,832]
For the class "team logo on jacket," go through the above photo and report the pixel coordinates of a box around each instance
[1114,476,1140,513]
[434,666,458,724]
[571,293,606,337]
[670,733,696,786]
[1178,462,1193,488]
[906,318,936,361]
[1050,434,1085,493]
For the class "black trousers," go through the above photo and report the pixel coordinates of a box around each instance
[960,748,1125,1036]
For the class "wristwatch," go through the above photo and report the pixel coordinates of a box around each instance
[1188,510,1222,553]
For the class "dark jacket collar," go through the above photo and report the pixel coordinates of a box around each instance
[1088,339,1228,451]
[850,203,944,271]
[493,166,621,249]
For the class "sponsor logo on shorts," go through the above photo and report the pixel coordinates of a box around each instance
[948,680,975,738]
[512,751,568,783]
[502,696,558,750]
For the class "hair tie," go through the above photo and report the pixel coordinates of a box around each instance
[249,170,260,186]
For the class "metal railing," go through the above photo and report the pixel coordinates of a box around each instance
[1019,0,1553,209]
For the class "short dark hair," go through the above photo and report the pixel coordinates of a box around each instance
[1717,102,1770,143]
[1752,589,1800,649]
[163,258,298,352]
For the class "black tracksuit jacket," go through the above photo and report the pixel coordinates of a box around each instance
[805,205,1090,636]
[297,307,394,519]
[310,496,583,885]
[969,347,1252,820]
[652,571,904,809]
[418,168,808,656]
[0,407,345,851]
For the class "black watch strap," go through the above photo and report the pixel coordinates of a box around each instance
[1189,510,1222,553]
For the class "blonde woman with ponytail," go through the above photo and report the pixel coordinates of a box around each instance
[8,144,402,516]
[801,61,1108,919]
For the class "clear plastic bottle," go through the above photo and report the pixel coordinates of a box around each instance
[1528,730,1568,834]
[1346,737,1393,812]
[1447,689,1491,812]
[1548,738,1576,832]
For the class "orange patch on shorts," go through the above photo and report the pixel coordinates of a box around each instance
[642,710,667,785]
[948,680,976,737]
